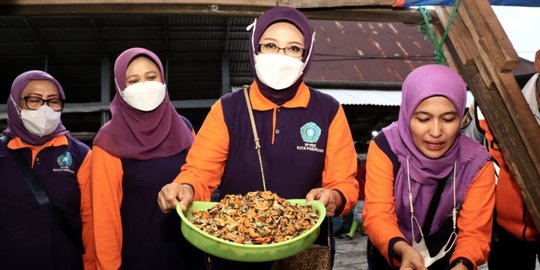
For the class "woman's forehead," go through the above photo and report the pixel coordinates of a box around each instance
[22,79,58,95]
[260,22,304,42]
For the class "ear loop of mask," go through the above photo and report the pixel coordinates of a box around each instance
[247,18,316,66]
[10,95,22,115]
[114,78,125,99]
[407,157,458,256]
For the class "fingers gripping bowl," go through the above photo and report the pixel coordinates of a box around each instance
[176,191,326,262]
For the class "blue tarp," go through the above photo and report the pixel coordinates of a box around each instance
[402,0,540,7]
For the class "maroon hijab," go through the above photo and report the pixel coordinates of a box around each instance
[4,70,68,145]
[93,47,193,160]
[382,65,491,241]
[248,6,314,105]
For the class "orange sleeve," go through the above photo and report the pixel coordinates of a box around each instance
[173,100,229,201]
[450,162,495,268]
[90,146,124,270]
[77,150,96,270]
[322,105,359,215]
[362,139,406,263]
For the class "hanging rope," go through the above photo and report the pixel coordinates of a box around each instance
[419,0,462,65]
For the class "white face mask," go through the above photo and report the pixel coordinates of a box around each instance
[247,18,315,91]
[411,216,457,267]
[20,105,61,137]
[119,81,166,111]
[254,53,306,90]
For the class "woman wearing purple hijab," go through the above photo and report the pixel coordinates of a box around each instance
[157,6,359,270]
[91,48,205,269]
[0,70,94,269]
[362,65,495,270]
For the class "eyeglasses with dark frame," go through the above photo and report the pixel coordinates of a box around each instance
[21,96,65,111]
[257,43,305,58]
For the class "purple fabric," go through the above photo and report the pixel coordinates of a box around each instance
[382,64,491,241]
[248,6,314,105]
[4,70,68,145]
[93,47,194,160]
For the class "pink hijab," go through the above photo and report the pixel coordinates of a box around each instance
[93,48,193,160]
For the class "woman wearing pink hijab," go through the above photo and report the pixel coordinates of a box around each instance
[91,48,205,270]
[363,65,495,270]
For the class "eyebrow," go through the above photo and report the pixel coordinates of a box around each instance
[414,111,457,117]
[25,93,60,98]
[260,37,304,47]
[126,74,140,80]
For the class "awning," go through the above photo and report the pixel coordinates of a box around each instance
[318,89,475,107]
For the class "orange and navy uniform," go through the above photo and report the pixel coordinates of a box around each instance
[0,135,95,270]
[173,81,359,215]
[90,129,203,270]
[363,136,495,269]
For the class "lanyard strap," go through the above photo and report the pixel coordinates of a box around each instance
[243,86,267,192]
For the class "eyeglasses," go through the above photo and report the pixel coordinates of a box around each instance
[258,43,305,58]
[21,96,64,111]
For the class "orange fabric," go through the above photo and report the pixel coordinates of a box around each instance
[363,139,495,268]
[174,81,358,214]
[450,163,495,268]
[363,141,406,262]
[321,104,358,214]
[8,135,95,270]
[173,100,228,201]
[480,119,539,241]
[78,152,96,270]
[90,146,124,270]
[393,0,406,7]
[8,135,68,167]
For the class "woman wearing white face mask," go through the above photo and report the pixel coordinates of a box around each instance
[362,65,495,270]
[91,48,205,270]
[0,70,95,270]
[157,7,359,270]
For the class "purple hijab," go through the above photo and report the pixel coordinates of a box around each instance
[382,64,491,241]
[248,6,314,105]
[93,47,194,160]
[4,70,68,145]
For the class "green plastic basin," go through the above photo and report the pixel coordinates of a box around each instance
[177,199,326,262]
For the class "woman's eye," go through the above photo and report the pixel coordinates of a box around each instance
[27,97,42,103]
[289,46,302,52]
[443,117,457,123]
[48,99,59,105]
[147,75,157,81]
[416,118,429,123]
[264,43,277,49]
[128,80,138,84]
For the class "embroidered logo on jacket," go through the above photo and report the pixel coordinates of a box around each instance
[53,151,75,173]
[297,122,324,153]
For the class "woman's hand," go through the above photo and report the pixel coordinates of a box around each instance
[393,241,427,270]
[157,183,194,213]
[306,188,342,216]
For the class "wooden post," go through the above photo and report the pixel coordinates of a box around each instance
[434,1,540,229]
